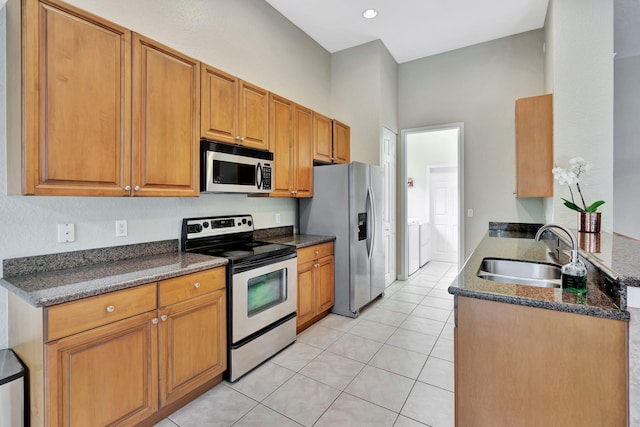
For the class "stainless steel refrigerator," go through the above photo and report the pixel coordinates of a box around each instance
[299,162,385,318]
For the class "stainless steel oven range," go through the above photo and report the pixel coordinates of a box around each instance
[181,214,297,382]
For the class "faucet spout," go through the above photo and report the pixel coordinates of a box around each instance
[535,224,579,264]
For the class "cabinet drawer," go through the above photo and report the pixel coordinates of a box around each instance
[159,267,226,307]
[297,242,334,265]
[45,283,157,342]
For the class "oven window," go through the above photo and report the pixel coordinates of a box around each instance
[247,269,288,317]
[213,160,256,185]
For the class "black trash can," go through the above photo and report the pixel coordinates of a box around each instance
[0,349,26,427]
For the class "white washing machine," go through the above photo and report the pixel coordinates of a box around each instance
[408,219,420,275]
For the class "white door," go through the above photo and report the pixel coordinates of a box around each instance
[382,128,397,287]
[429,166,458,263]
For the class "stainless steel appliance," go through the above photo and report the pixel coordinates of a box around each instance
[200,139,273,194]
[181,215,296,382]
[299,162,385,318]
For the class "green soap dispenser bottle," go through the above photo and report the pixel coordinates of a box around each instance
[561,249,587,294]
[535,224,588,294]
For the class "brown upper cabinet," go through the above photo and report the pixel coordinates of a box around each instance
[201,64,269,151]
[14,0,200,196]
[19,0,132,196]
[312,116,351,165]
[132,34,201,197]
[515,94,553,198]
[313,112,333,163]
[269,94,313,198]
[332,120,351,164]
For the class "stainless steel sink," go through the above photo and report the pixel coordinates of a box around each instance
[477,258,562,288]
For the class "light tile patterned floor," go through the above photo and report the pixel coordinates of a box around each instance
[154,261,457,427]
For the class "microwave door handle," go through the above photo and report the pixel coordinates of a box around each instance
[256,162,262,189]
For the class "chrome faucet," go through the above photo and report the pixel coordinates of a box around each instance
[535,223,579,264]
[535,224,588,293]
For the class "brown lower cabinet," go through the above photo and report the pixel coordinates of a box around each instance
[455,296,627,427]
[296,242,335,333]
[10,267,226,427]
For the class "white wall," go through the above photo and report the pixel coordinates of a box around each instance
[614,54,640,239]
[399,30,547,258]
[0,0,331,348]
[331,40,398,166]
[406,130,458,221]
[548,0,614,231]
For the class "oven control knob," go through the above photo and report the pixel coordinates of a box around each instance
[192,224,202,233]
[248,220,252,226]
[242,218,247,224]
[202,221,209,228]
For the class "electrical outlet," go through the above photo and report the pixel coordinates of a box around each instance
[275,213,281,224]
[115,220,128,237]
[467,209,474,218]
[58,223,75,243]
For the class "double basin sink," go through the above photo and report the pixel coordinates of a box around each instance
[477,258,562,288]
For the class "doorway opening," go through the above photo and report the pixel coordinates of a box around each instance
[400,124,464,280]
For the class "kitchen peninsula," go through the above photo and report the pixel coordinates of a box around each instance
[449,223,631,426]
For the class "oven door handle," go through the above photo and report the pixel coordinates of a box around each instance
[233,251,297,274]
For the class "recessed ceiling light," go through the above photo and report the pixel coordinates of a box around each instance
[362,9,378,19]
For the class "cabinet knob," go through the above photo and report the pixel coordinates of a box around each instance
[235,136,242,141]
[106,305,115,313]
[125,185,131,191]
[152,318,159,324]
[315,250,319,255]
[194,282,201,289]
[160,315,168,321]
[134,186,140,191]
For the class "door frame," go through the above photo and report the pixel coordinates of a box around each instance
[381,127,397,287]
[399,123,465,280]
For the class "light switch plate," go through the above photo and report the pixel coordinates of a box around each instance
[58,223,75,243]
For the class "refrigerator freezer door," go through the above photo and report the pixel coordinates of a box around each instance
[369,164,386,301]
[350,162,372,313]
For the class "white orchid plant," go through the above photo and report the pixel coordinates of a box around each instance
[552,157,605,213]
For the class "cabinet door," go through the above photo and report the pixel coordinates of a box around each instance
[46,311,158,427]
[294,105,314,198]
[23,0,131,196]
[201,64,238,144]
[313,112,333,164]
[332,120,351,164]
[297,261,316,327]
[159,290,226,407]
[316,255,335,313]
[132,34,200,197]
[238,81,269,150]
[515,94,553,197]
[270,94,294,197]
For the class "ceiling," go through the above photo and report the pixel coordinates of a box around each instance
[264,0,550,64]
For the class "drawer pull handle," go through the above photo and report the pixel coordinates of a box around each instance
[194,282,201,289]
[160,315,168,321]
[106,305,115,313]
[152,318,159,324]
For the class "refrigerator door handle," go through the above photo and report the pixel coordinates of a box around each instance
[365,187,372,258]
[369,184,377,260]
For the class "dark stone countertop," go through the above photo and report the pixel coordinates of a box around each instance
[254,226,335,249]
[1,241,227,308]
[448,230,630,322]
[259,234,336,249]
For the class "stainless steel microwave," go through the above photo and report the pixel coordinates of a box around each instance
[200,139,273,194]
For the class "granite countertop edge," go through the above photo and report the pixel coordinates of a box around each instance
[258,234,336,249]
[449,287,630,321]
[1,252,227,308]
